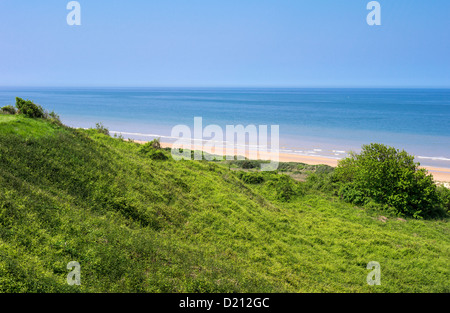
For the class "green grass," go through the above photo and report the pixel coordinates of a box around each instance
[0,114,448,292]
[0,114,64,138]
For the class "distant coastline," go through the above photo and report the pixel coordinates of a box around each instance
[2,87,449,171]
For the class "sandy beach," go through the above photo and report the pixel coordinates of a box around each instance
[134,140,450,184]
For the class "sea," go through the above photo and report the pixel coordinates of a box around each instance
[1,87,449,168]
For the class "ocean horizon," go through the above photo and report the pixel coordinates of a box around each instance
[1,87,449,168]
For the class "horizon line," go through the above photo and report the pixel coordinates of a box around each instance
[1,85,450,89]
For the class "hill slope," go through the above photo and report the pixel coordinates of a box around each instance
[0,115,448,292]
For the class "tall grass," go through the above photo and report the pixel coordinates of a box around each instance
[0,115,448,293]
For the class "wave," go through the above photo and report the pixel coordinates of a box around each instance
[417,156,450,162]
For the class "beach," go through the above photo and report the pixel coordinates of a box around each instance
[134,140,450,184]
[2,87,449,169]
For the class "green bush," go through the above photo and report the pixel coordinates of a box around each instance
[1,105,17,115]
[334,143,444,218]
[338,184,367,205]
[237,172,265,184]
[95,122,110,136]
[139,139,161,152]
[139,141,169,161]
[305,172,337,193]
[149,138,161,149]
[437,186,450,214]
[15,97,44,118]
[265,174,300,202]
[148,150,169,161]
[44,110,62,126]
[315,164,334,175]
[240,160,260,169]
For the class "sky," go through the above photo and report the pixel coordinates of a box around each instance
[0,0,449,88]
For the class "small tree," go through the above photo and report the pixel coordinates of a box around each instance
[149,138,161,150]
[334,143,444,218]
[138,138,168,161]
[95,122,110,136]
[15,97,44,118]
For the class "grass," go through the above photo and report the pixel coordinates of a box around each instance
[0,114,64,139]
[0,114,448,293]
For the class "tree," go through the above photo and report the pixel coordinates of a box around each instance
[334,143,444,218]
[15,97,44,118]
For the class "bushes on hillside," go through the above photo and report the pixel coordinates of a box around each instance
[265,174,300,202]
[437,185,450,214]
[236,171,302,202]
[139,139,169,161]
[2,98,62,125]
[15,97,44,118]
[237,172,265,184]
[334,143,445,218]
[45,111,63,126]
[1,105,17,115]
[95,122,110,136]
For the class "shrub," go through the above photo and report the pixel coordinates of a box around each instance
[95,122,110,136]
[305,172,337,193]
[334,143,444,218]
[241,160,260,169]
[149,138,161,150]
[43,110,63,126]
[315,164,334,175]
[139,140,159,154]
[237,172,265,184]
[1,105,17,115]
[15,97,44,118]
[148,150,169,161]
[436,186,450,214]
[338,184,367,205]
[265,174,299,202]
[139,141,168,161]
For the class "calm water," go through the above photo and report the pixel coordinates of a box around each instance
[1,87,449,168]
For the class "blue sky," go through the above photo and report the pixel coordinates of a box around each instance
[0,0,449,87]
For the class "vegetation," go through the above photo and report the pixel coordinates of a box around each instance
[95,122,109,136]
[1,105,16,115]
[334,143,446,219]
[15,97,45,118]
[0,108,449,293]
[1,97,61,126]
[139,138,168,161]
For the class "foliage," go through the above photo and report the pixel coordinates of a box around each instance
[263,174,301,202]
[305,172,337,193]
[95,122,110,136]
[240,159,260,169]
[236,172,265,184]
[334,143,445,218]
[44,110,63,126]
[149,138,161,149]
[1,105,17,115]
[138,139,169,160]
[0,114,448,293]
[437,185,450,214]
[139,138,162,152]
[15,97,45,118]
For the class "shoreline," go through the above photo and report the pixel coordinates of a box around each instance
[133,140,450,184]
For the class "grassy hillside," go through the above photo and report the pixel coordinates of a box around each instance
[0,114,449,293]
